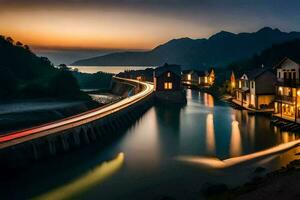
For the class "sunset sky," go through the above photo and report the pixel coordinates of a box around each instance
[1,0,300,63]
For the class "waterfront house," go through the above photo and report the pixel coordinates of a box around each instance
[235,73,250,107]
[154,63,181,92]
[234,68,276,110]
[182,70,205,87]
[273,58,300,122]
[153,63,186,104]
[230,71,236,94]
[199,68,215,87]
[207,68,215,86]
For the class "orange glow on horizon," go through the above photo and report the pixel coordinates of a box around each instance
[0,6,214,50]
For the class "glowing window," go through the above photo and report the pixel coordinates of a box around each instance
[187,74,191,80]
[164,82,168,89]
[167,72,171,77]
[164,82,173,89]
[204,76,208,83]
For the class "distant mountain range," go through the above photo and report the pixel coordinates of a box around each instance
[72,27,300,68]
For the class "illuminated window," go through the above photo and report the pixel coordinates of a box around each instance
[204,76,208,83]
[199,77,201,84]
[187,74,191,80]
[167,72,171,77]
[239,80,241,88]
[164,82,173,89]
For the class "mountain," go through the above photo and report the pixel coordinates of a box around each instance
[72,27,300,68]
[228,39,300,72]
[0,36,87,100]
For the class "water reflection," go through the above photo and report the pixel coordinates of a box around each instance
[34,153,124,200]
[120,107,160,170]
[206,113,216,155]
[6,89,300,200]
[204,93,214,108]
[248,116,255,147]
[177,138,300,169]
[230,121,242,157]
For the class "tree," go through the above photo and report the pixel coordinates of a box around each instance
[58,64,69,71]
[49,71,81,98]
[6,37,14,44]
[24,45,30,50]
[16,41,23,46]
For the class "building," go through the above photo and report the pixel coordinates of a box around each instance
[273,58,300,122]
[199,69,215,87]
[207,68,215,86]
[154,63,181,91]
[181,68,215,87]
[230,71,236,94]
[234,68,276,110]
[153,63,186,104]
[182,70,205,87]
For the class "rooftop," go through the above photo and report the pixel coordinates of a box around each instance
[154,63,181,77]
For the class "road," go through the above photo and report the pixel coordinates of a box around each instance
[0,77,154,149]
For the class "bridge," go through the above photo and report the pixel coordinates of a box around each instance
[0,77,154,165]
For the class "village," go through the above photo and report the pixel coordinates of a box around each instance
[118,57,300,131]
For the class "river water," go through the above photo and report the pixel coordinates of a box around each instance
[3,89,300,200]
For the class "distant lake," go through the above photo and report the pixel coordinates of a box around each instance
[69,66,156,74]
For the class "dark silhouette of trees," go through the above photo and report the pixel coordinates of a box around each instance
[228,39,300,72]
[0,35,89,100]
[16,41,23,46]
[58,63,69,71]
[6,37,14,44]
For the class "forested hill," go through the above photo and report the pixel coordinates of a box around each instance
[227,39,300,72]
[72,27,300,68]
[0,36,87,100]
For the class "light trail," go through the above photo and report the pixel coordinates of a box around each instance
[0,77,154,148]
[33,152,125,200]
[176,139,300,169]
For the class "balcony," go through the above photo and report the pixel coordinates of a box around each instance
[277,78,300,87]
[275,95,296,103]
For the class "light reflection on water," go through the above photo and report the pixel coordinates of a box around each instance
[206,113,216,155]
[33,153,124,200]
[230,121,242,157]
[5,89,300,200]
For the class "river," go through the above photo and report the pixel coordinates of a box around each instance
[2,89,300,200]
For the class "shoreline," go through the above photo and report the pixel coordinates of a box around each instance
[233,157,300,199]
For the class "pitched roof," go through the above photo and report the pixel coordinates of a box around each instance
[154,63,181,77]
[182,69,206,76]
[239,67,274,80]
[274,57,300,69]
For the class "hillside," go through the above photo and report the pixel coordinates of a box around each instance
[227,39,300,72]
[72,27,300,68]
[0,36,87,100]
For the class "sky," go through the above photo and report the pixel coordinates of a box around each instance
[1,0,300,64]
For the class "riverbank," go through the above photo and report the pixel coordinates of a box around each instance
[234,158,300,200]
[201,153,300,200]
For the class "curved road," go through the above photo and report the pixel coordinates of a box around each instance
[0,77,154,149]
